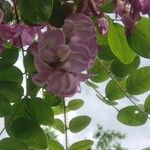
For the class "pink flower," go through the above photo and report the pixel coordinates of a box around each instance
[97,16,109,35]
[140,0,150,16]
[63,13,98,62]
[30,26,92,97]
[10,24,36,48]
[78,0,101,16]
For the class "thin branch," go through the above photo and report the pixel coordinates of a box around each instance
[87,81,119,112]
[96,57,145,113]
[0,128,5,136]
[13,0,28,96]
[63,99,68,150]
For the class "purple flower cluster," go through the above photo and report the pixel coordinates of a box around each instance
[0,9,36,54]
[116,0,150,34]
[29,13,98,97]
[0,7,98,97]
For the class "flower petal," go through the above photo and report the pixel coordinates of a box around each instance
[61,43,91,73]
[32,70,50,87]
[34,54,52,72]
[38,27,65,51]
[47,71,79,97]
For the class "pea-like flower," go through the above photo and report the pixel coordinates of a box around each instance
[30,14,98,97]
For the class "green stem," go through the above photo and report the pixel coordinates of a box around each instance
[0,128,5,136]
[13,0,28,96]
[96,57,144,113]
[87,81,119,112]
[63,99,68,150]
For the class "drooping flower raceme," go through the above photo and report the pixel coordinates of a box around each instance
[30,14,98,97]
[116,0,150,34]
[78,0,109,35]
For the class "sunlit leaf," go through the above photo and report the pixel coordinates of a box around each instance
[44,92,62,107]
[52,119,65,134]
[89,60,111,83]
[108,22,135,64]
[48,140,64,150]
[68,99,84,110]
[105,80,126,100]
[70,140,94,150]
[111,56,140,78]
[69,116,91,133]
[126,67,150,95]
[144,95,150,114]
[117,106,148,126]
[127,17,150,58]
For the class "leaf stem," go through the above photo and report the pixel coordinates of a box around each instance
[96,57,145,113]
[13,0,28,96]
[0,128,5,136]
[63,99,68,150]
[87,81,119,112]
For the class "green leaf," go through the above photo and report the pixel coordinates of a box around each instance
[68,99,84,110]
[117,106,148,126]
[70,140,94,150]
[127,17,150,58]
[0,44,18,70]
[144,95,150,114]
[1,1,13,23]
[100,0,115,13]
[26,98,54,126]
[19,0,53,24]
[0,138,29,150]
[27,76,39,98]
[0,93,11,117]
[0,81,24,103]
[52,119,65,134]
[48,140,64,150]
[105,80,126,100]
[44,92,62,107]
[10,117,48,149]
[98,45,116,61]
[69,116,91,133]
[126,67,150,95]
[108,22,135,64]
[0,66,23,84]
[24,53,36,74]
[111,56,140,78]
[53,102,70,115]
[89,60,111,83]
[5,101,30,136]
[49,0,65,27]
